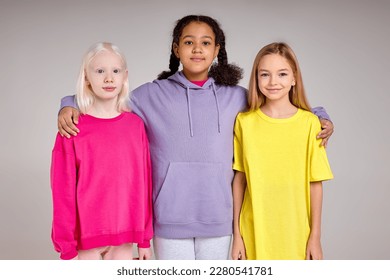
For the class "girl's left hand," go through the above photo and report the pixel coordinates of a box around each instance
[305,236,323,260]
[317,119,334,148]
[138,247,153,260]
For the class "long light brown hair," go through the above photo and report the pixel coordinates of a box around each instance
[247,42,311,111]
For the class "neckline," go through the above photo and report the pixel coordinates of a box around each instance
[83,112,125,122]
[256,108,302,123]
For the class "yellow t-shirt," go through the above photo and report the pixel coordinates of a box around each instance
[233,108,333,260]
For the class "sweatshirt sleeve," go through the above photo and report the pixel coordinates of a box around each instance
[50,133,78,259]
[137,124,153,248]
[311,106,331,121]
[60,95,77,110]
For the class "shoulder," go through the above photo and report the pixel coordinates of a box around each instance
[216,84,247,95]
[298,109,322,132]
[122,112,146,126]
[235,110,258,129]
[300,109,321,123]
[74,114,93,129]
[236,110,257,121]
[216,84,248,111]
[132,79,173,97]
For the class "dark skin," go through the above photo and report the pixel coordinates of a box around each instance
[57,106,334,147]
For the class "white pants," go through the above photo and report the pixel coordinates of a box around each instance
[153,235,231,260]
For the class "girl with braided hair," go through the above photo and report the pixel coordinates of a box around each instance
[58,15,333,259]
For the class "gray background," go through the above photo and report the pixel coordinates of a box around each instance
[1,0,389,260]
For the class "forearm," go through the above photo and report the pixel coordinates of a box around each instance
[310,181,323,238]
[232,171,246,236]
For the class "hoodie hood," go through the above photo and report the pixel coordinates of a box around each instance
[167,71,221,137]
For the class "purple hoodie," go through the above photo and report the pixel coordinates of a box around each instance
[131,72,247,238]
[60,71,330,239]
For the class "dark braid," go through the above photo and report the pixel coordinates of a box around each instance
[157,50,180,80]
[209,43,243,86]
[157,15,243,86]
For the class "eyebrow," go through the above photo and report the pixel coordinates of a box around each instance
[182,35,213,40]
[258,68,290,72]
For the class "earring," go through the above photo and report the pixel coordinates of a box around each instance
[292,81,296,86]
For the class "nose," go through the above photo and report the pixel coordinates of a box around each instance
[104,74,113,83]
[192,42,202,53]
[269,75,277,85]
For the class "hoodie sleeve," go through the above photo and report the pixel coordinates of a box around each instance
[60,95,77,110]
[311,106,331,121]
[137,124,153,248]
[50,133,78,259]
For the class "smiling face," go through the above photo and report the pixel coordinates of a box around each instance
[173,21,220,81]
[85,50,128,103]
[257,54,296,103]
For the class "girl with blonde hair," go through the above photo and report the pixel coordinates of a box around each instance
[232,42,333,260]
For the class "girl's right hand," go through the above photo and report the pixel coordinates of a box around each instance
[231,235,246,260]
[58,107,80,138]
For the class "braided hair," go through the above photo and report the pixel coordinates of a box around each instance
[158,15,243,86]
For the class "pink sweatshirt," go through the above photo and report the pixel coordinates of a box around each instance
[50,112,153,260]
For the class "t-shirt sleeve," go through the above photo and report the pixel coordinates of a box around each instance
[309,118,334,182]
[233,115,245,172]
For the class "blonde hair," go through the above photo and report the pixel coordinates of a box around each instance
[76,42,130,114]
[247,42,311,111]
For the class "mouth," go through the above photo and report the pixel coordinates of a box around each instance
[102,87,116,92]
[190,57,205,62]
[267,88,281,93]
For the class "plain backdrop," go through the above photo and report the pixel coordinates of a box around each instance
[1,0,389,260]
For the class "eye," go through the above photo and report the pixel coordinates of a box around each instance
[184,41,193,45]
[259,73,269,77]
[97,69,104,74]
[202,41,211,46]
[113,69,121,74]
[279,72,288,77]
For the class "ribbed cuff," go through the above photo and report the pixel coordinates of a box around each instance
[137,240,150,248]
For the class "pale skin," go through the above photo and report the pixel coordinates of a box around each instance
[70,247,152,260]
[70,50,153,260]
[138,248,153,260]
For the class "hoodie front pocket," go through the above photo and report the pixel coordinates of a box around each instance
[154,162,232,224]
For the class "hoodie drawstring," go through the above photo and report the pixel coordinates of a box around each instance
[212,83,221,134]
[185,83,221,137]
[185,86,194,137]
